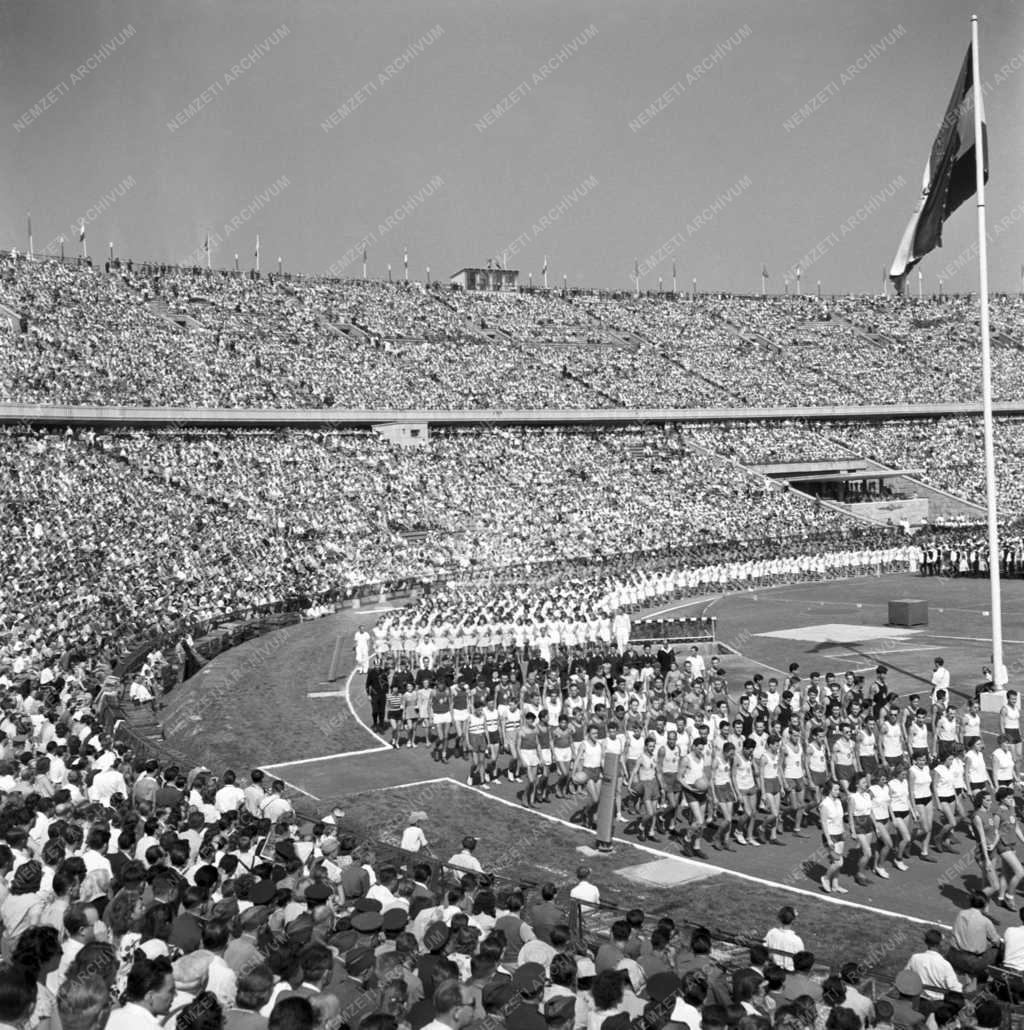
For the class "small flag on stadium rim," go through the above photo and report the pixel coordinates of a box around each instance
[79,223,86,241]
[889,44,988,292]
[762,264,769,278]
[542,255,547,275]
[672,259,676,278]
[634,259,639,278]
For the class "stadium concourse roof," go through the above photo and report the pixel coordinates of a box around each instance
[0,400,1022,427]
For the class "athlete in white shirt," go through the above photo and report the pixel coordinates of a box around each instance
[820,780,848,895]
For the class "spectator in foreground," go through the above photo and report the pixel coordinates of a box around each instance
[902,930,962,1015]
[949,891,1000,983]
[763,907,803,973]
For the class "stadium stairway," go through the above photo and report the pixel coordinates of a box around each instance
[828,314,895,348]
[146,296,207,332]
[561,368,627,406]
[656,347,750,406]
[719,317,785,355]
[994,330,1024,352]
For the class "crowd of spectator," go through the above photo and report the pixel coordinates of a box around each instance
[5,254,1024,1026]
[0,422,862,692]
[4,254,1024,410]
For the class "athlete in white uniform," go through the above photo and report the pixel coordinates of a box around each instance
[820,780,848,894]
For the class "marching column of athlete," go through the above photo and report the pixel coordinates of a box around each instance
[362,644,1020,893]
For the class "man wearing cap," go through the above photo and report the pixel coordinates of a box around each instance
[225,963,274,1029]
[170,950,213,1018]
[351,908,384,943]
[224,906,266,976]
[891,970,927,1030]
[417,921,452,988]
[377,908,409,956]
[402,812,430,854]
[505,963,547,1030]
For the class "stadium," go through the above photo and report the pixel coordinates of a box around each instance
[4,1,1024,1028]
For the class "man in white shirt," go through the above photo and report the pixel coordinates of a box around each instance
[931,658,950,702]
[106,955,176,1028]
[400,812,429,854]
[367,868,398,908]
[420,978,476,1030]
[763,906,803,973]
[83,828,113,877]
[48,904,95,993]
[448,836,483,874]
[1003,909,1024,971]
[569,865,601,909]
[259,780,294,823]
[88,763,128,805]
[214,770,246,814]
[903,929,963,1004]
[243,770,266,816]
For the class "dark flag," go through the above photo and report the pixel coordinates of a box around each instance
[889,45,988,292]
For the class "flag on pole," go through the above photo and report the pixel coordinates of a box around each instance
[672,259,677,279]
[363,247,367,264]
[634,259,639,279]
[79,223,86,242]
[889,44,988,292]
[761,264,769,278]
[542,255,548,275]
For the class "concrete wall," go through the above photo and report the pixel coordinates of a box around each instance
[2,400,1024,428]
[843,497,929,526]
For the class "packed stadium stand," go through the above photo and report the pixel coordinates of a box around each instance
[5,250,1024,1029]
[4,254,1024,409]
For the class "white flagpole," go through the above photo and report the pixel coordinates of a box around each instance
[81,224,87,260]
[27,213,33,259]
[972,14,1004,683]
[255,234,260,274]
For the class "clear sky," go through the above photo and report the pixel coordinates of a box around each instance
[2,0,1022,294]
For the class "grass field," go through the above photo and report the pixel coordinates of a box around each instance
[337,779,926,978]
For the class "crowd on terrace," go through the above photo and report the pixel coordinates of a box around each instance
[3,254,1024,410]
[0,422,866,692]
